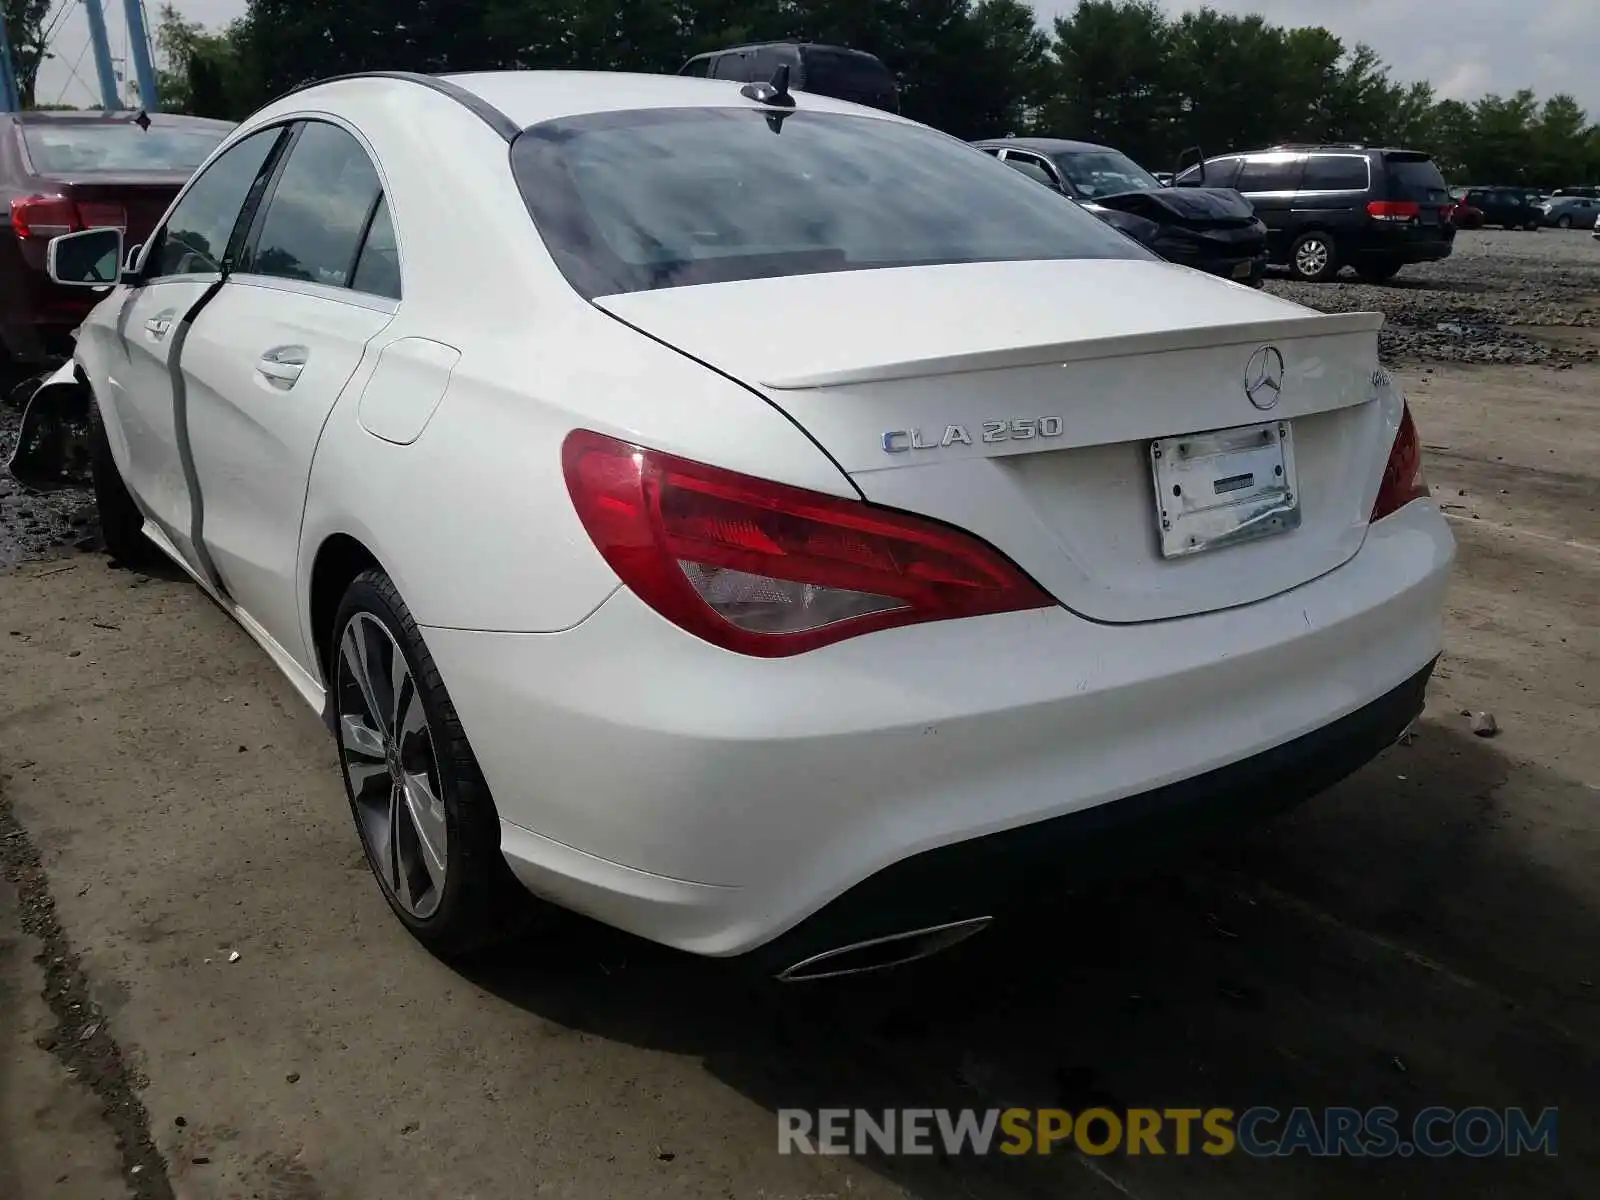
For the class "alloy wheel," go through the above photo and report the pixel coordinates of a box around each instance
[336,612,448,920]
[1295,238,1330,277]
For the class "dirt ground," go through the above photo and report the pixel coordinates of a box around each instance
[2,231,1597,1199]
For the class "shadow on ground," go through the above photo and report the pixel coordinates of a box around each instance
[460,720,1598,1198]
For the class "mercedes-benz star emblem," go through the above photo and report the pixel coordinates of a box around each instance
[1244,346,1285,411]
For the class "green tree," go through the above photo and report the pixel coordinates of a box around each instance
[4,0,54,108]
[1533,94,1590,185]
[1039,0,1178,166]
[1468,90,1541,182]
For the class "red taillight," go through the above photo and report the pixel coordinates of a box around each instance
[1371,404,1430,522]
[562,430,1054,656]
[10,194,127,240]
[1367,200,1421,222]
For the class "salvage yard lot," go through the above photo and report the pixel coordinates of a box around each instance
[2,229,1598,1199]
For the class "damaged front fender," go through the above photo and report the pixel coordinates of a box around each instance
[5,360,91,493]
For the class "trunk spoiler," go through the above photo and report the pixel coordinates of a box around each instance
[760,311,1384,390]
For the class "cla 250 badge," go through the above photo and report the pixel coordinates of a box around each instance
[882,417,1065,454]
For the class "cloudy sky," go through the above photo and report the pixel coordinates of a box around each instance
[33,0,1600,113]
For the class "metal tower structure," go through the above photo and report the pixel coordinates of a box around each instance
[0,0,162,113]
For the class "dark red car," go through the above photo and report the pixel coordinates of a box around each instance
[0,109,233,368]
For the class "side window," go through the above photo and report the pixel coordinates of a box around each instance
[350,195,401,301]
[710,53,746,80]
[1235,157,1303,193]
[681,56,710,78]
[242,122,381,289]
[149,128,282,278]
[1465,190,1485,206]
[1003,157,1060,190]
[1302,156,1368,191]
[1177,158,1238,188]
[1007,153,1061,187]
[750,49,781,80]
[979,146,1002,156]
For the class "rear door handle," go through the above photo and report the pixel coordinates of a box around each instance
[255,346,307,388]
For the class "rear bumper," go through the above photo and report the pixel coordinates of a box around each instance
[423,499,1454,958]
[1350,227,1455,264]
[748,655,1433,974]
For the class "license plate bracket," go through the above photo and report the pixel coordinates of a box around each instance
[1150,420,1300,558]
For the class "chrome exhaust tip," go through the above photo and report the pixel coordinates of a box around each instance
[775,916,993,982]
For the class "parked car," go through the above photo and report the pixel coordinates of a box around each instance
[0,109,233,368]
[1551,185,1599,199]
[679,42,897,111]
[1539,194,1600,228]
[1177,144,1454,282]
[13,71,1451,981]
[1461,186,1542,230]
[1593,212,1600,239]
[1450,200,1485,229]
[973,137,1268,284]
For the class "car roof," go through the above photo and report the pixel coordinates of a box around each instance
[1237,145,1430,157]
[437,70,904,128]
[973,137,1111,155]
[712,41,884,58]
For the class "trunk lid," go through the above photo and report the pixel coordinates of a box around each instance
[48,175,187,242]
[598,257,1394,624]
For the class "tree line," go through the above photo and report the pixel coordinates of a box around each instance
[21,0,1599,187]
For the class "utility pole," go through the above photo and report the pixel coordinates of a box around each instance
[124,0,160,111]
[82,0,123,111]
[0,11,20,113]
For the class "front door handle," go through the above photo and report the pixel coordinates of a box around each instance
[255,346,307,388]
[144,315,172,340]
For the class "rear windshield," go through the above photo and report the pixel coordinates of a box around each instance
[511,108,1150,299]
[21,122,229,174]
[802,48,896,107]
[1383,154,1448,201]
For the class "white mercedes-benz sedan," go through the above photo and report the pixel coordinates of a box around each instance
[27,70,1452,980]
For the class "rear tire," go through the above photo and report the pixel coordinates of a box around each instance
[1289,231,1339,281]
[1556,215,1573,229]
[331,568,534,960]
[87,399,152,566]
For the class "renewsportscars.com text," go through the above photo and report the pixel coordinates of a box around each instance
[778,1106,1558,1158]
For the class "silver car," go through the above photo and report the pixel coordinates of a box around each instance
[1540,195,1600,228]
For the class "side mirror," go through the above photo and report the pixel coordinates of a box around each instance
[47,227,124,288]
[1174,146,1206,186]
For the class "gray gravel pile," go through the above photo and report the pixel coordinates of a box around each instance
[0,381,97,568]
[1266,229,1600,366]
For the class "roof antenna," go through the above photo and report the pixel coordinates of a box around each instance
[133,109,151,131]
[741,63,796,109]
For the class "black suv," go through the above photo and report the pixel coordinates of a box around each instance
[679,43,898,112]
[1177,145,1454,282]
[1462,186,1542,231]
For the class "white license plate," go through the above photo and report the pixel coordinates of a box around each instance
[1232,261,1254,279]
[1150,421,1300,558]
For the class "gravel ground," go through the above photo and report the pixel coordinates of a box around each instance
[0,372,96,569]
[1265,227,1600,367]
[1,228,1596,567]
